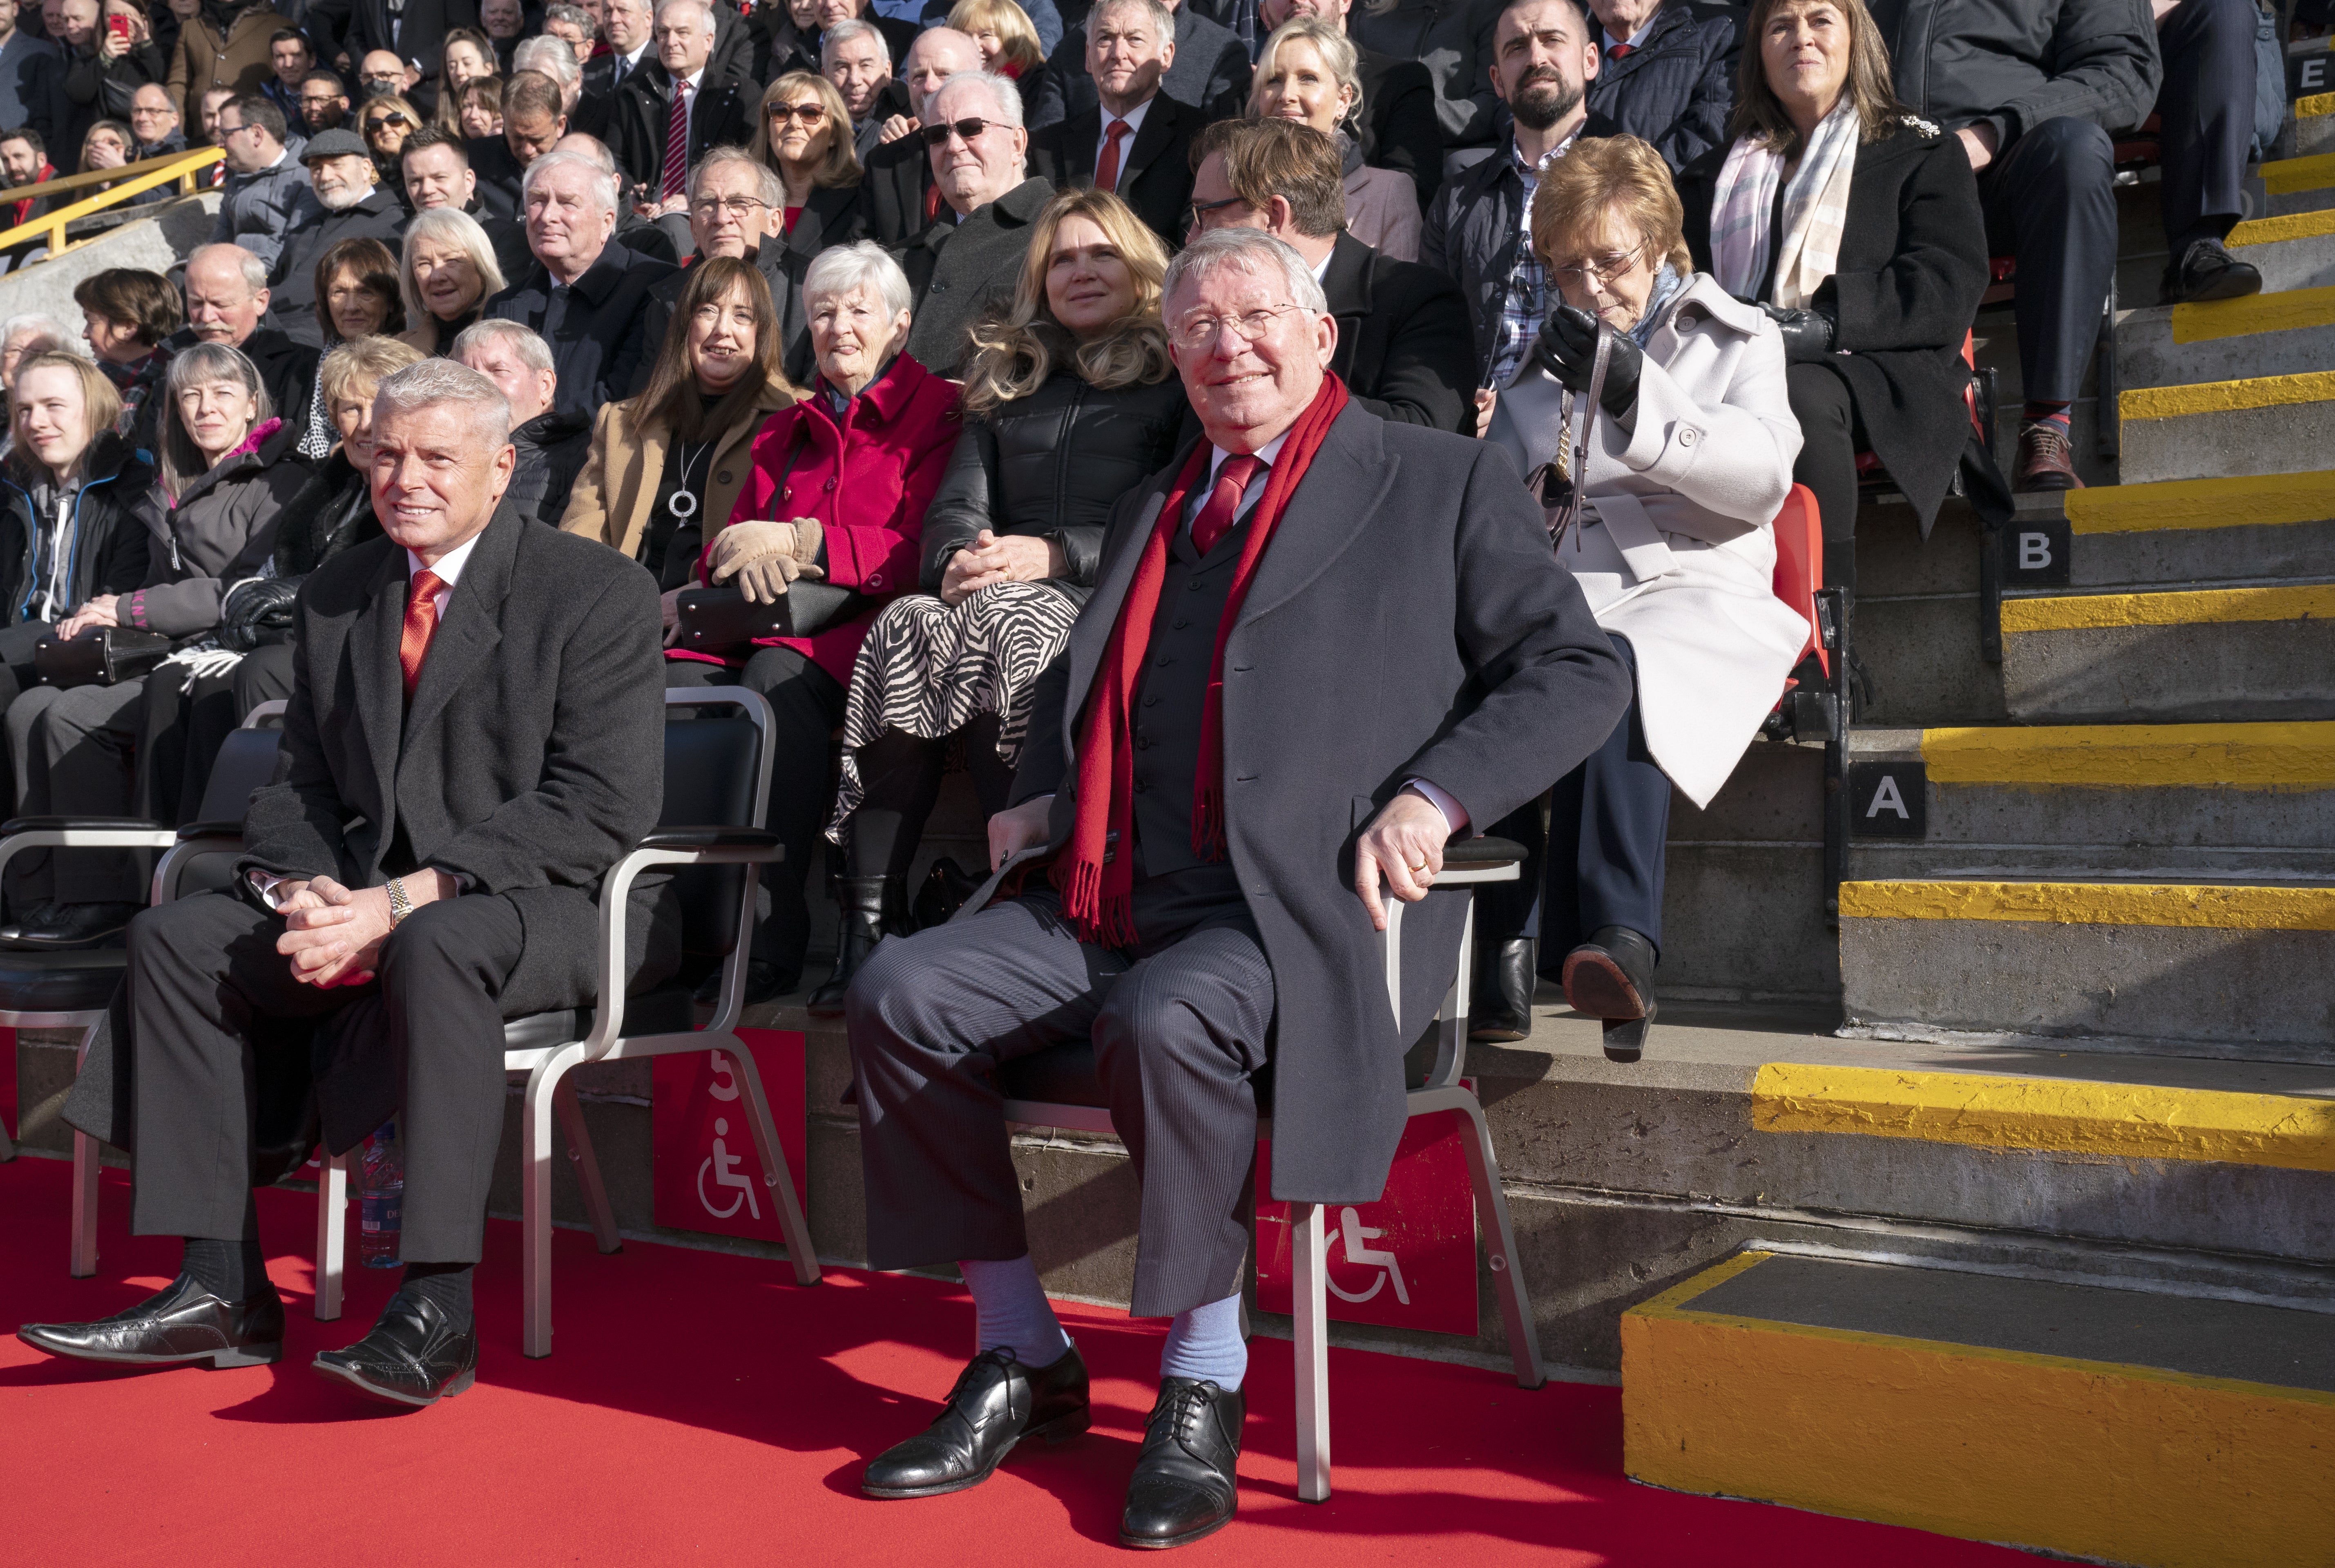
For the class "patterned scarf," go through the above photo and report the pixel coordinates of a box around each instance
[1709,98,1861,309]
[1052,373,1351,945]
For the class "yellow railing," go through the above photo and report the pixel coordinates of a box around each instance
[0,145,224,262]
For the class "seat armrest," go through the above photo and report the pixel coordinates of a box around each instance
[0,815,165,834]
[635,827,782,851]
[174,820,246,842]
[1445,835,1527,870]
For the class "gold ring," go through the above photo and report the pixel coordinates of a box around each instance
[1409,861,1429,872]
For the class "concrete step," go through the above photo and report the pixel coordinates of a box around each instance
[2115,284,2335,388]
[2260,150,2335,217]
[2033,469,2335,592]
[1998,582,2335,723]
[2225,205,2335,291]
[2116,368,2335,484]
[2296,89,2335,156]
[1845,723,2335,882]
[1624,1251,2335,1568]
[1839,876,2335,1060]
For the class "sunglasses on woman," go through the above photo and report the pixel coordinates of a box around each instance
[769,101,827,125]
[364,112,411,132]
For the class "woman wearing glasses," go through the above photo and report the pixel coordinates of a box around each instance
[751,72,870,382]
[1482,134,1804,1045]
[808,188,1186,1012]
[357,94,422,189]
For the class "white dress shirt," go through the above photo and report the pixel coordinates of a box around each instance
[1094,93,1152,190]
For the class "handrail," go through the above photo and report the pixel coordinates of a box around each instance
[0,146,224,263]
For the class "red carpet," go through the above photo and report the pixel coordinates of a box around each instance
[0,1153,2026,1567]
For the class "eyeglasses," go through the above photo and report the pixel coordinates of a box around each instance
[919,116,996,147]
[692,194,769,219]
[768,101,828,125]
[1548,244,1646,288]
[363,112,412,132]
[1168,302,1304,351]
[1182,193,1246,233]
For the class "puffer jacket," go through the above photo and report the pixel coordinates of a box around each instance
[1871,0,2162,146]
[920,365,1191,603]
[1582,0,1741,174]
[120,415,307,641]
[165,0,293,124]
[0,431,156,627]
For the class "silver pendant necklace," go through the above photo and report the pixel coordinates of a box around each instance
[669,438,711,519]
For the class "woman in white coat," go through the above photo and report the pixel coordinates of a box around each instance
[1484,134,1805,1046]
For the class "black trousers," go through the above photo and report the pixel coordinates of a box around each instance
[2155,0,2258,253]
[1786,360,1868,554]
[1980,117,2119,404]
[1539,636,1669,961]
[847,872,1272,1319]
[126,888,526,1263]
[148,643,298,827]
[665,647,846,986]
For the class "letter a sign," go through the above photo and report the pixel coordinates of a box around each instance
[1847,760,1926,838]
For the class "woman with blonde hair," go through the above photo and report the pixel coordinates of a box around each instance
[1482,134,1805,1045]
[749,71,866,246]
[1251,16,1418,259]
[947,0,1046,118]
[394,206,505,357]
[808,187,1188,1012]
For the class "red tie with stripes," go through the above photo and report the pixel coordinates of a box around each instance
[1096,118,1131,192]
[661,78,692,199]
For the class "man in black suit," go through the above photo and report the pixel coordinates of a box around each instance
[468,67,569,214]
[1030,0,1197,248]
[305,0,479,78]
[1191,118,1473,431]
[846,224,1627,1545]
[1031,0,1250,128]
[578,0,654,115]
[403,127,531,281]
[607,0,755,227]
[484,146,679,413]
[896,69,1057,376]
[21,358,674,1408]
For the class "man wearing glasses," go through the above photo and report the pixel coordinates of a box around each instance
[609,0,753,249]
[630,146,797,386]
[208,94,312,275]
[896,69,1054,376]
[847,224,1627,1548]
[297,68,351,134]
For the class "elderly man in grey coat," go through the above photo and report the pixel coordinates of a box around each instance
[20,359,676,1414]
[846,227,1630,1548]
[895,69,1056,378]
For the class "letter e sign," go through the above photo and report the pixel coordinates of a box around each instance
[1848,761,1926,839]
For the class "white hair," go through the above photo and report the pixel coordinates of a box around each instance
[1086,0,1172,43]
[451,318,554,376]
[821,16,889,69]
[929,68,1022,131]
[512,34,580,87]
[0,313,83,356]
[543,0,597,38]
[373,358,512,449]
[400,207,507,323]
[1163,228,1328,316]
[189,242,270,295]
[652,0,713,27]
[690,144,784,210]
[803,241,913,325]
[521,147,619,215]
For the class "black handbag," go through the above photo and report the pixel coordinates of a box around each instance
[673,580,866,652]
[35,625,174,688]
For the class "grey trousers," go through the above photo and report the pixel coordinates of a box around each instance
[847,875,1274,1319]
[8,676,149,906]
[126,888,527,1263]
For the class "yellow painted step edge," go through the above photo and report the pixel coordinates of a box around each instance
[2300,91,2335,120]
[1624,1255,2335,1568]
[2169,284,2335,344]
[1999,583,2335,632]
[2064,469,2335,533]
[1836,879,2335,931]
[2262,150,2335,193]
[1920,722,2335,788]
[2121,368,2335,421]
[1748,1063,2335,1170]
[2228,205,2335,248]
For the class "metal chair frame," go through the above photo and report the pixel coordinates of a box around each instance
[999,847,1546,1503]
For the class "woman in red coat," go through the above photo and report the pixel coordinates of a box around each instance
[668,241,959,1002]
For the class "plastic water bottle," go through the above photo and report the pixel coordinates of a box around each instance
[358,1119,403,1269]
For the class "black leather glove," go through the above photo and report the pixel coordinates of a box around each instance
[1761,302,1837,363]
[218,575,301,652]
[1534,303,1642,420]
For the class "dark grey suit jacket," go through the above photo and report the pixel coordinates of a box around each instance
[896,176,1057,379]
[987,402,1630,1204]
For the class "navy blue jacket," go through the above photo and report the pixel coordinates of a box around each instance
[484,239,679,417]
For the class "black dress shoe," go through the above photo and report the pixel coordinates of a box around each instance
[694,958,792,1007]
[311,1290,478,1408]
[809,873,905,1019]
[1469,936,1537,1042]
[1562,925,1659,1063]
[4,900,141,950]
[1121,1378,1243,1550]
[16,1273,284,1369]
[0,899,58,945]
[2159,236,2262,305]
[862,1342,1090,1499]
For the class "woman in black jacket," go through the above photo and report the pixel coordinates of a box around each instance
[1676,0,1998,603]
[808,188,1188,1011]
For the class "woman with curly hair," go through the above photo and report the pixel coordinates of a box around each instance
[809,187,1190,1012]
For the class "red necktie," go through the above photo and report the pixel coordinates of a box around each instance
[661,78,692,199]
[401,570,444,697]
[923,177,941,223]
[1095,118,1130,192]
[1191,455,1263,556]
[1605,42,1632,56]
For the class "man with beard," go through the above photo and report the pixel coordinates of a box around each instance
[297,68,350,134]
[1422,0,1596,399]
[270,128,408,348]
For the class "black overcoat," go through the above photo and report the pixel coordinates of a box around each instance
[1678,119,1990,532]
[976,403,1630,1203]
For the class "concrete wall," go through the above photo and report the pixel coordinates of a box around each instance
[0,192,217,329]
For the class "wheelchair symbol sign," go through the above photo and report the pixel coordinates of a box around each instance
[1324,1206,1409,1306]
[696,1116,761,1221]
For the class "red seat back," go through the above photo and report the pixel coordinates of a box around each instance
[1769,483,1826,677]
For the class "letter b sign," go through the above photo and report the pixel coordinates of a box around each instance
[2000,516,2071,587]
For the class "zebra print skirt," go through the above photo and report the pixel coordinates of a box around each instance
[826,581,1083,843]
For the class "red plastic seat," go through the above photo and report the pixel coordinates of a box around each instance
[1769,482,1827,678]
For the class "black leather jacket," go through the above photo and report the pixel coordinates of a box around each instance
[920,369,1191,600]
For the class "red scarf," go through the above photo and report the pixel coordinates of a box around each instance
[1052,373,1349,945]
[11,163,55,228]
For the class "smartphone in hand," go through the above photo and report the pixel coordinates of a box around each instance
[106,13,131,42]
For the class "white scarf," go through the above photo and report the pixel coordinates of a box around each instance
[1709,97,1861,310]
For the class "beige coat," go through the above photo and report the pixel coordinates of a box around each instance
[167,7,292,124]
[1487,271,1805,808]
[560,380,797,568]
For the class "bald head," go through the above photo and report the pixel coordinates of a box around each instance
[903,26,980,113]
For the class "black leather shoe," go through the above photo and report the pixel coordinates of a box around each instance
[2159,236,2262,305]
[808,874,904,1019]
[4,900,141,950]
[1121,1378,1243,1550]
[16,1273,284,1369]
[1562,926,1656,1021]
[1469,936,1537,1042]
[695,958,792,1007]
[862,1343,1090,1499]
[311,1290,478,1408]
[0,899,58,945]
